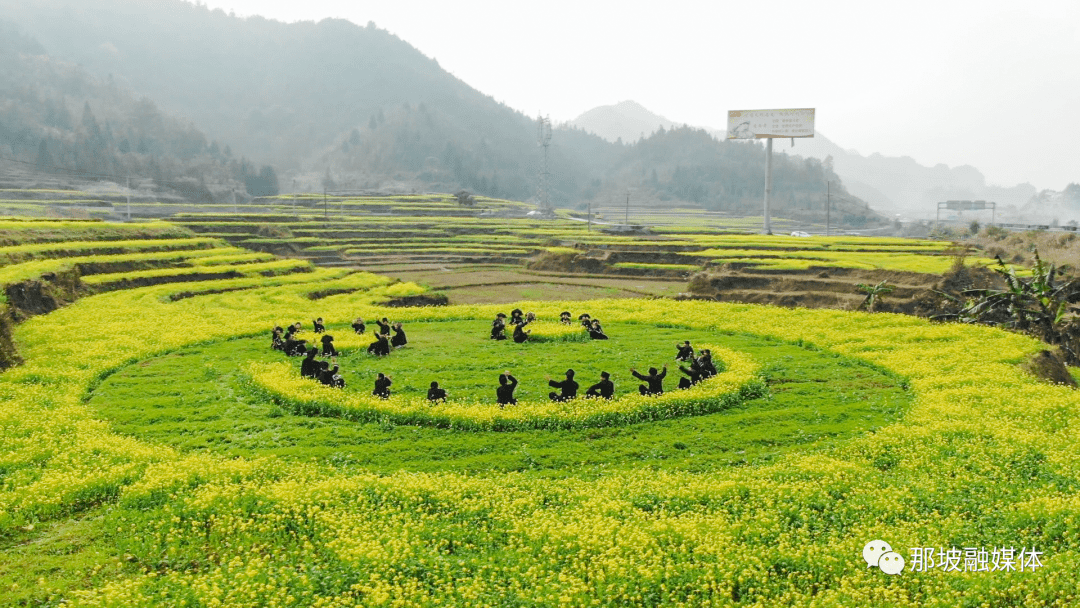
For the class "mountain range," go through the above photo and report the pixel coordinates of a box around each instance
[0,0,874,224]
[570,101,1047,219]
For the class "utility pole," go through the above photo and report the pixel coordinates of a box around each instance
[763,138,773,235]
[826,180,831,237]
[126,176,131,221]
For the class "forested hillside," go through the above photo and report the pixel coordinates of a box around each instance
[0,0,877,222]
[0,20,282,200]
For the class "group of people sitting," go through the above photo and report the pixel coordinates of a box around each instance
[273,313,716,403]
[270,318,345,388]
[272,319,339,358]
[565,312,609,340]
[490,309,537,342]
[412,340,715,405]
[364,318,408,356]
[489,309,609,342]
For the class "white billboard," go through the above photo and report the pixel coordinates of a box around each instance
[727,108,815,139]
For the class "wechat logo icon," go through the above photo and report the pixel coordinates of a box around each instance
[863,539,905,575]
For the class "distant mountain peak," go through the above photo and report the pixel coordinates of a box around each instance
[570,100,676,143]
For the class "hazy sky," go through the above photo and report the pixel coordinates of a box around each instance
[194,0,1078,190]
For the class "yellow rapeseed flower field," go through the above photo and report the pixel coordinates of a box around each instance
[1,273,1078,606]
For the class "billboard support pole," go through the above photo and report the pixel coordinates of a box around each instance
[763,138,773,235]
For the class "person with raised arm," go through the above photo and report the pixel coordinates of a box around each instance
[496,371,518,406]
[373,372,392,399]
[367,332,390,356]
[697,349,717,378]
[312,317,325,334]
[390,322,408,348]
[319,362,344,388]
[547,369,579,402]
[351,317,366,335]
[631,365,667,396]
[675,340,695,362]
[677,361,703,389]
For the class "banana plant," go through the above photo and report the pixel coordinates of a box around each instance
[856,279,895,313]
[935,250,1080,363]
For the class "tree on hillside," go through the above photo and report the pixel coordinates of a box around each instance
[243,164,279,196]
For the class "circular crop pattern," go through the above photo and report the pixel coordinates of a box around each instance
[246,318,763,431]
[14,285,1071,608]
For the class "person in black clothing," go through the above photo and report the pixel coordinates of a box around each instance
[375,318,391,336]
[319,363,341,387]
[548,369,578,402]
[560,311,572,325]
[588,320,608,340]
[491,313,507,340]
[373,372,392,399]
[496,371,518,407]
[282,332,298,355]
[585,371,614,399]
[632,365,667,396]
[509,309,524,326]
[351,317,366,335]
[320,334,337,357]
[578,313,592,329]
[367,332,390,356]
[677,362,702,389]
[697,349,718,378]
[313,318,325,333]
[271,326,285,351]
[300,347,319,378]
[390,322,408,348]
[331,367,345,388]
[427,381,447,403]
[286,338,308,357]
[512,322,531,343]
[675,341,694,362]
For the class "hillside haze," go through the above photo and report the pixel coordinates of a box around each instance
[572,100,1046,219]
[0,0,875,223]
[570,101,679,144]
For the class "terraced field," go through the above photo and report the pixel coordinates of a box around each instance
[0,218,1074,606]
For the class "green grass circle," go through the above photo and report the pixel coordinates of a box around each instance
[88,320,910,472]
